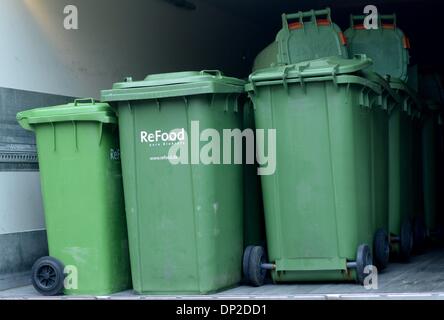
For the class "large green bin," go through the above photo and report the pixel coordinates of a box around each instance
[438,112,444,237]
[242,101,266,248]
[412,104,425,250]
[245,56,381,284]
[101,71,245,294]
[16,99,131,296]
[345,14,426,255]
[362,71,400,269]
[422,100,440,237]
[387,78,423,258]
[253,8,348,71]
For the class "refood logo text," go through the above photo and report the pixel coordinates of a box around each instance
[139,122,276,176]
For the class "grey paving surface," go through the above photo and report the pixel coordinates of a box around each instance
[0,272,30,291]
[2,249,444,300]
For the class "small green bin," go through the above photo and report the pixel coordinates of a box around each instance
[345,13,426,256]
[16,99,131,296]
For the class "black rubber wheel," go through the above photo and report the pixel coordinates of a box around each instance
[247,246,267,287]
[242,245,254,282]
[355,244,372,285]
[31,256,65,296]
[373,228,390,270]
[399,219,413,261]
[413,216,427,253]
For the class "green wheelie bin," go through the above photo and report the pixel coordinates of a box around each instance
[437,111,444,240]
[422,100,440,240]
[101,71,245,294]
[244,56,381,286]
[345,13,426,257]
[242,100,266,249]
[412,101,426,252]
[387,78,423,259]
[16,99,131,296]
[362,71,401,270]
[253,8,348,71]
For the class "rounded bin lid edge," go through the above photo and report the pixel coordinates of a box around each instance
[108,70,245,90]
[248,55,372,85]
[16,99,116,129]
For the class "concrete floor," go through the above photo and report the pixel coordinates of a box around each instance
[2,249,444,300]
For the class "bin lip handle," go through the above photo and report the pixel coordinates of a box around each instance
[200,70,223,78]
[74,98,96,106]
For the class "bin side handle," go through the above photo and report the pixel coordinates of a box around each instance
[74,98,95,106]
[16,115,33,131]
[200,70,223,78]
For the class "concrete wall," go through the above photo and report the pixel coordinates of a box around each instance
[0,172,45,234]
[0,0,261,99]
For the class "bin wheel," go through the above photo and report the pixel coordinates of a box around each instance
[373,228,390,270]
[31,256,65,296]
[413,216,427,253]
[399,219,413,261]
[356,244,372,285]
[242,245,254,282]
[246,246,267,287]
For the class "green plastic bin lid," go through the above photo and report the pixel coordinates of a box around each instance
[248,55,372,85]
[344,14,410,81]
[17,98,117,131]
[253,42,279,71]
[101,70,245,102]
[276,8,349,65]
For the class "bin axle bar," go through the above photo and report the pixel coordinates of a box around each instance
[346,261,357,269]
[261,263,276,270]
